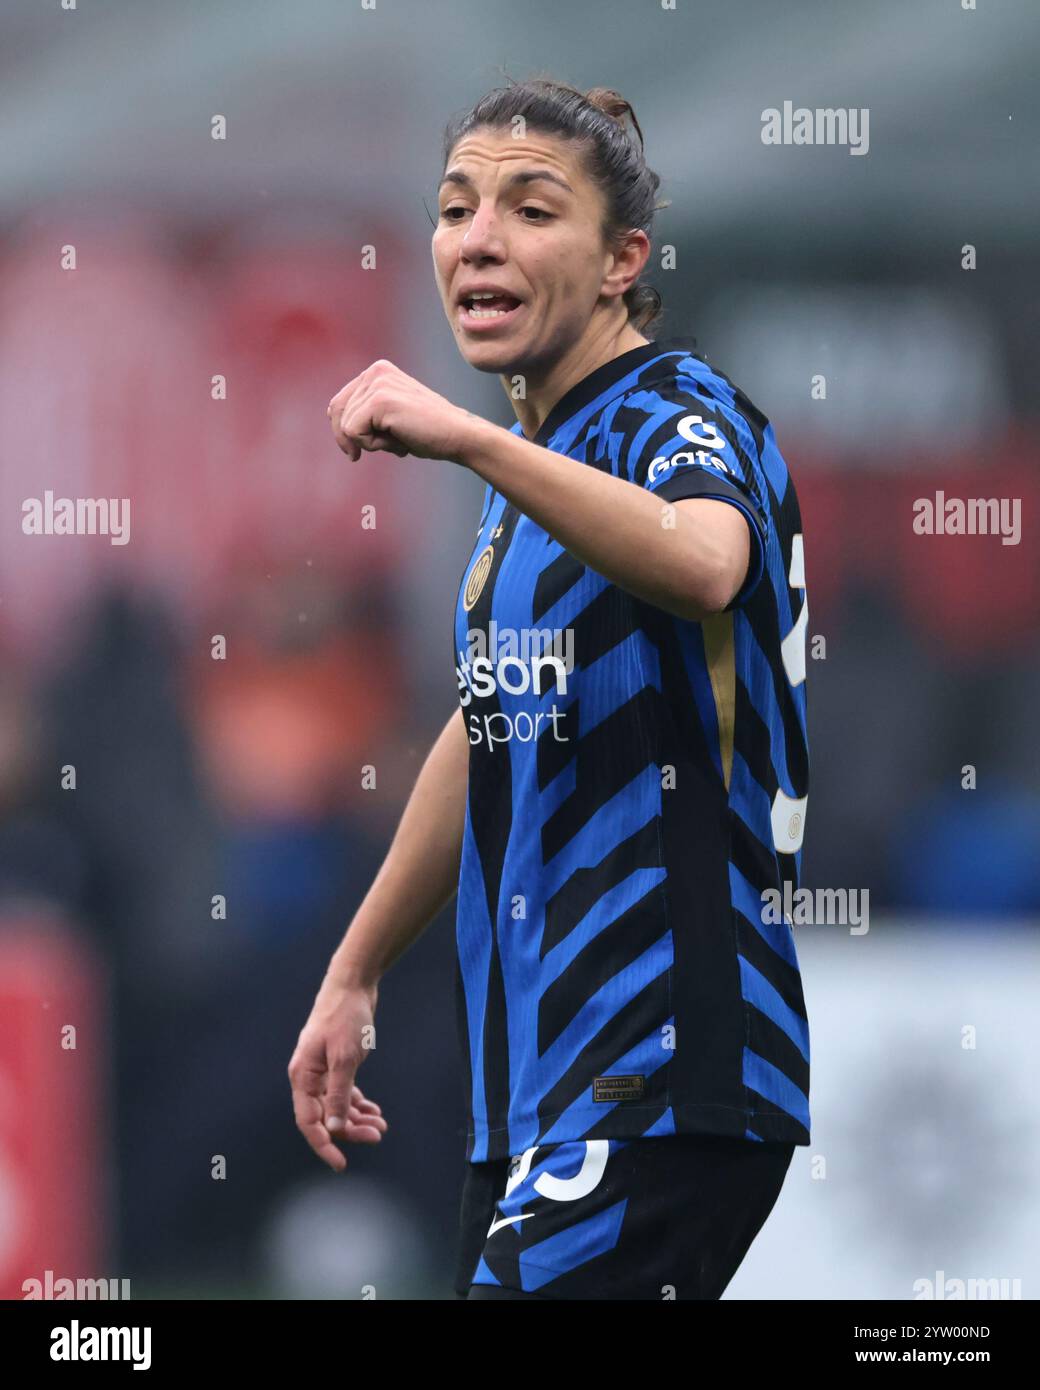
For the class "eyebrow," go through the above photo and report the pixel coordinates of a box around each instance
[438,168,575,197]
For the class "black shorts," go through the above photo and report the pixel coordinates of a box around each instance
[456,1133,794,1300]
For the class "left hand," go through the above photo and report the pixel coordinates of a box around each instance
[327,358,480,464]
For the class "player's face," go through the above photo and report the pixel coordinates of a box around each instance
[432,127,617,376]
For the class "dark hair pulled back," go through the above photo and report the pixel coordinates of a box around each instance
[441,75,668,334]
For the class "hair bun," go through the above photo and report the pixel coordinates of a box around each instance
[584,87,645,149]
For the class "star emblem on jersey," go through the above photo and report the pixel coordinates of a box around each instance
[492,523,504,540]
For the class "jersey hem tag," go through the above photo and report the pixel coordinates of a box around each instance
[593,1075,645,1103]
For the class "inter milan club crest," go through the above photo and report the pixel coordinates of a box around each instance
[463,524,504,612]
[463,544,494,611]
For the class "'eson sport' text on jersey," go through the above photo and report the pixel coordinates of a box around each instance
[453,335,810,1163]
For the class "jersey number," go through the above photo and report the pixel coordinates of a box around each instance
[771,533,808,854]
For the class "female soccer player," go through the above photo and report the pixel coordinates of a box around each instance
[290,77,811,1301]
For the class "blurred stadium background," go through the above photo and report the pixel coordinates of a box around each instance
[0,0,1037,1300]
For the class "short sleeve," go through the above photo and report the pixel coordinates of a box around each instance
[626,393,769,607]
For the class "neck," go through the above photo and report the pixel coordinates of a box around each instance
[505,318,651,442]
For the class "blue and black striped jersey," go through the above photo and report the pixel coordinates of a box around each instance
[452,335,810,1163]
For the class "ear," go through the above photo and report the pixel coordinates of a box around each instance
[601,228,651,301]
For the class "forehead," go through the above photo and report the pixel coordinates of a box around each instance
[441,126,590,187]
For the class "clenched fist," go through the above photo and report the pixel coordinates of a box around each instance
[327,358,481,464]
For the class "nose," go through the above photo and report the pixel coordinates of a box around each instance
[460,201,505,262]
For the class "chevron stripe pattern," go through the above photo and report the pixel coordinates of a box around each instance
[453,337,810,1162]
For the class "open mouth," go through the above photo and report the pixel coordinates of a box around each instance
[458,292,524,328]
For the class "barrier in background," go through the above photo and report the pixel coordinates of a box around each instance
[0,913,106,1300]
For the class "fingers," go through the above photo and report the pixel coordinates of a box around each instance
[335,1085,389,1141]
[326,1100,389,1140]
[328,366,410,459]
[352,1084,384,1116]
[289,1053,389,1174]
[327,1084,389,1142]
[330,1107,387,1144]
[328,401,361,461]
[327,369,375,459]
[367,432,409,456]
[322,1053,361,1134]
[329,404,401,459]
[327,373,364,458]
[323,1061,390,1147]
[350,428,406,456]
[289,1065,348,1173]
